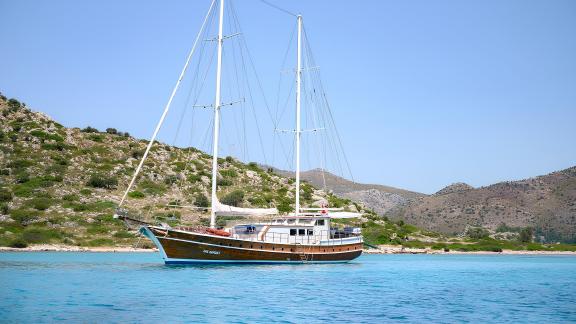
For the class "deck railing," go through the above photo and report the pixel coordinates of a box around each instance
[229,229,362,245]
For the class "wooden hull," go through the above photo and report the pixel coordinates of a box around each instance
[141,226,363,264]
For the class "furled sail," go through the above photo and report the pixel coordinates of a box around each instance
[213,199,278,216]
[328,212,362,219]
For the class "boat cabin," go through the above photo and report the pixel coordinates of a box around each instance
[229,213,362,245]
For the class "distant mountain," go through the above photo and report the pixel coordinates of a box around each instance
[434,183,474,196]
[391,167,576,243]
[269,166,576,243]
[267,167,425,215]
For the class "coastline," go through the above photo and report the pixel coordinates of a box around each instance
[0,245,158,253]
[363,244,576,255]
[1,244,575,255]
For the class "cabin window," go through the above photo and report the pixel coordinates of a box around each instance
[298,229,305,236]
[307,229,314,236]
[290,229,297,236]
[287,219,296,224]
[315,219,325,226]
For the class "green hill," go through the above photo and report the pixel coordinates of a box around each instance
[0,93,379,248]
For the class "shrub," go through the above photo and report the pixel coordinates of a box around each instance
[0,189,12,202]
[30,198,52,211]
[467,227,490,240]
[0,203,9,215]
[138,180,166,196]
[84,238,114,247]
[519,227,534,243]
[12,185,34,197]
[62,194,79,201]
[113,230,134,238]
[128,191,145,199]
[42,142,67,151]
[29,130,64,142]
[88,134,104,142]
[7,98,21,111]
[225,156,234,162]
[10,208,37,224]
[221,190,244,207]
[87,224,109,234]
[164,175,178,185]
[80,189,92,196]
[220,169,237,178]
[194,194,209,208]
[277,199,292,213]
[217,178,232,186]
[87,174,118,189]
[247,162,259,171]
[15,172,30,184]
[22,228,61,243]
[9,238,28,248]
[106,128,118,134]
[131,150,144,159]
[8,159,33,169]
[81,126,99,133]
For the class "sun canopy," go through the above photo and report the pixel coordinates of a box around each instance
[328,212,363,219]
[214,199,278,216]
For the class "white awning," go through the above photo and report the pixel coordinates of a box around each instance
[328,211,362,219]
[214,199,278,216]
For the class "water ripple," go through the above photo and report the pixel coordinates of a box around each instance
[0,253,575,323]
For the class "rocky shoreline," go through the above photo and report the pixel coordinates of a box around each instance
[363,244,576,255]
[0,245,158,253]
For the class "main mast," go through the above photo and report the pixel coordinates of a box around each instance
[210,0,225,228]
[295,15,302,216]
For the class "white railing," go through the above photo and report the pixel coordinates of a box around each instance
[229,228,362,246]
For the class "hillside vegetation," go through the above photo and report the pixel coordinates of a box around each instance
[0,94,385,248]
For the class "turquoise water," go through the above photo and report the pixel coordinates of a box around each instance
[0,253,575,323]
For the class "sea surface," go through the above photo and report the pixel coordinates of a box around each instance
[0,253,575,323]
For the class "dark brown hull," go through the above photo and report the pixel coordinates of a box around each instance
[141,226,363,264]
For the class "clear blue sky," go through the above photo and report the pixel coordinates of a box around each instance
[1,0,575,194]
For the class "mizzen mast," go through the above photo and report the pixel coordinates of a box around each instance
[294,14,302,216]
